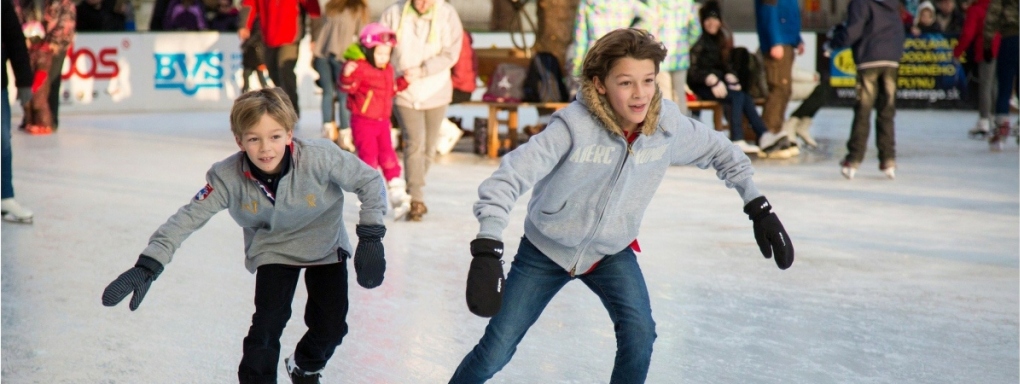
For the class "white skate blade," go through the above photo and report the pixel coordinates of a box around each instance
[2,213,33,224]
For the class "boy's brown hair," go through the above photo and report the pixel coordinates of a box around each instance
[230,88,298,137]
[581,28,667,83]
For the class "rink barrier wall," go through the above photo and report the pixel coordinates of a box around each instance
[4,32,817,115]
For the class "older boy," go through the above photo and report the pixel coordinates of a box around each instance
[453,29,794,383]
[102,88,388,384]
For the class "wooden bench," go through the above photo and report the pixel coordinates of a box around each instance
[460,101,570,158]
[688,98,767,140]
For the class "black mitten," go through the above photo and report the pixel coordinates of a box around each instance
[354,224,386,288]
[102,255,164,311]
[743,196,794,270]
[466,238,506,318]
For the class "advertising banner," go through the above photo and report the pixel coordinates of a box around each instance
[828,33,971,109]
[8,32,319,115]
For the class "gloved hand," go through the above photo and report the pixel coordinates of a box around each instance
[102,255,164,311]
[466,238,505,318]
[16,87,32,105]
[354,224,386,288]
[706,74,727,99]
[743,196,794,270]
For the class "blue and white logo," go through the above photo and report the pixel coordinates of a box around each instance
[154,52,224,95]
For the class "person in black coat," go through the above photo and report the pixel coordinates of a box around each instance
[1,0,37,223]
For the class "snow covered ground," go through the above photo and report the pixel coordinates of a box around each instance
[2,107,1017,383]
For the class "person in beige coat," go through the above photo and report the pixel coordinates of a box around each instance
[380,0,463,221]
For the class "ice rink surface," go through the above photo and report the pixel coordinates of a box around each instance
[1,106,1017,383]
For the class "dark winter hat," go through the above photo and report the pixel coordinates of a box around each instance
[700,0,722,22]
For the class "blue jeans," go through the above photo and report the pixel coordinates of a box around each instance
[994,35,1019,117]
[450,237,657,384]
[313,56,350,128]
[2,88,13,199]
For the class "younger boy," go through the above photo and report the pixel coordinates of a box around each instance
[453,29,794,383]
[102,88,389,384]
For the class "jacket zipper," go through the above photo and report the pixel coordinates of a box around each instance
[361,90,374,114]
[568,135,633,277]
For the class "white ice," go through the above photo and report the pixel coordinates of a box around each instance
[1,107,1017,383]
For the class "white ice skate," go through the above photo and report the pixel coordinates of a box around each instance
[1,198,33,224]
[337,127,356,153]
[387,178,411,220]
[436,118,464,155]
[321,122,338,141]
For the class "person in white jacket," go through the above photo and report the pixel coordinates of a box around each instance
[380,0,463,221]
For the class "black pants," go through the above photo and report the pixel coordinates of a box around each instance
[264,43,300,117]
[845,67,897,165]
[790,82,831,119]
[237,260,349,383]
[48,50,66,128]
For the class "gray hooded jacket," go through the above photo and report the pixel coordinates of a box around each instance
[142,138,387,273]
[474,81,762,275]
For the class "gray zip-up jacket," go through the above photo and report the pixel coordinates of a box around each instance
[142,138,387,273]
[474,80,762,275]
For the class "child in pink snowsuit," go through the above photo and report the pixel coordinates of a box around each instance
[339,23,411,217]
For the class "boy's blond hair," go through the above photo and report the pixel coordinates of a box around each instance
[230,88,298,137]
[581,28,667,83]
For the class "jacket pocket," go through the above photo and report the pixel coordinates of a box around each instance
[530,201,587,248]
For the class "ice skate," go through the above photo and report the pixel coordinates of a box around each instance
[732,140,761,155]
[321,122,338,141]
[758,132,796,159]
[285,354,322,384]
[968,118,990,139]
[407,201,427,222]
[840,160,857,180]
[387,178,411,220]
[880,160,896,180]
[989,120,1011,151]
[337,127,355,152]
[794,117,818,148]
[1,198,33,224]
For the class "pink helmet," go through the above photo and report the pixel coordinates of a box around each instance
[359,23,397,48]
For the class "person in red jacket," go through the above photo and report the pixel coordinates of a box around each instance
[238,0,319,117]
[451,30,477,104]
[340,23,413,219]
[953,0,1001,138]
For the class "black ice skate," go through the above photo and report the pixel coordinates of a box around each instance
[285,355,322,384]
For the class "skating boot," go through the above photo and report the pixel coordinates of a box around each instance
[407,201,428,222]
[758,132,796,159]
[968,118,990,139]
[285,354,322,384]
[337,127,356,152]
[794,117,818,148]
[880,160,896,180]
[989,120,1011,151]
[1,198,33,223]
[321,122,338,141]
[840,160,857,180]
[387,178,411,220]
[732,140,761,155]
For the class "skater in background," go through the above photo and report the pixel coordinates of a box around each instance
[755,0,805,158]
[239,0,320,117]
[15,0,75,136]
[953,0,1000,138]
[2,0,36,223]
[910,1,942,36]
[827,0,905,179]
[451,29,794,383]
[311,0,367,151]
[688,1,769,155]
[983,0,1018,151]
[240,20,268,93]
[379,0,464,221]
[101,88,389,383]
[339,23,413,219]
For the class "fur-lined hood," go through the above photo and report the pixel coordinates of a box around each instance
[577,78,664,138]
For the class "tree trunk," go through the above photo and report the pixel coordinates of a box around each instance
[532,0,579,72]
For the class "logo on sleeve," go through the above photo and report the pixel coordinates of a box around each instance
[194,183,214,201]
